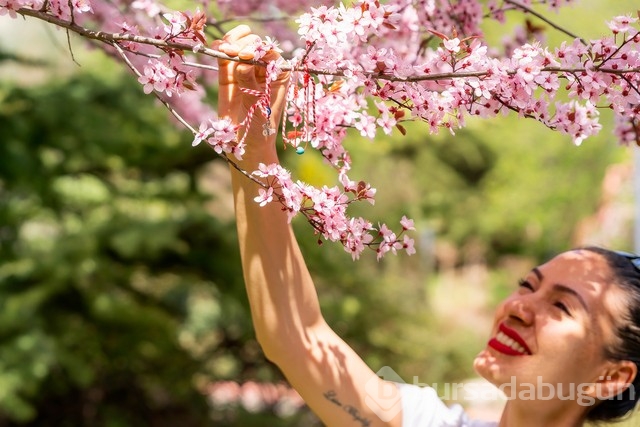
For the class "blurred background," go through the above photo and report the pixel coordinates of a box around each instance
[1,1,640,426]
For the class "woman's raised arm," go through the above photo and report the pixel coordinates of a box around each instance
[215,25,403,427]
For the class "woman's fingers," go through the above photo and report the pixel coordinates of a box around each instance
[216,25,285,80]
[215,24,290,122]
[218,25,251,56]
[222,24,252,43]
[238,47,256,60]
[219,29,260,58]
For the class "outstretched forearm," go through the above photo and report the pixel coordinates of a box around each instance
[230,143,325,362]
[231,144,402,427]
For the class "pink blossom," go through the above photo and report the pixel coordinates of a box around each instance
[254,163,281,178]
[607,15,638,34]
[354,113,377,138]
[137,59,177,96]
[400,216,415,231]
[443,38,461,53]
[192,122,213,146]
[131,0,160,17]
[209,118,236,144]
[162,12,186,36]
[72,0,91,14]
[138,65,157,94]
[402,235,416,256]
[344,217,374,260]
[0,0,21,18]
[254,187,274,207]
[550,101,601,146]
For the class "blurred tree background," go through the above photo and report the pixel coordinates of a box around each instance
[1,1,640,426]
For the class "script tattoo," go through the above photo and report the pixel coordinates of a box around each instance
[323,390,372,427]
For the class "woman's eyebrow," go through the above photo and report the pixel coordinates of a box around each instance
[531,267,589,312]
[532,267,543,282]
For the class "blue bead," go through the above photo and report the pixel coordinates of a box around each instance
[296,146,305,155]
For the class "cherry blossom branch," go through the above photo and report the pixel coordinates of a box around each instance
[16,7,232,61]
[301,65,640,83]
[111,40,270,191]
[15,7,639,84]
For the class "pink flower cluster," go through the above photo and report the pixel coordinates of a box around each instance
[251,163,415,260]
[117,11,204,98]
[137,54,198,98]
[1,0,91,19]
[7,0,640,259]
[292,0,639,147]
[192,117,241,158]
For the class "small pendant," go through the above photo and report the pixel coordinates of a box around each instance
[296,146,305,155]
[262,123,276,137]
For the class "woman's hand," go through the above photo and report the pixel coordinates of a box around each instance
[213,25,290,156]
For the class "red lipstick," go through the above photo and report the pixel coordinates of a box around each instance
[488,323,532,356]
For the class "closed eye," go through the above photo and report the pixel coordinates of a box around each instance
[554,301,572,316]
[518,278,534,291]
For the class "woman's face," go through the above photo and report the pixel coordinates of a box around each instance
[474,249,627,401]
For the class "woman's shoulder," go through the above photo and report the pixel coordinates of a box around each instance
[397,383,499,427]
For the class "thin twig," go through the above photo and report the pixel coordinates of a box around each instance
[183,61,218,71]
[112,42,195,133]
[620,74,640,99]
[503,0,587,45]
[223,153,270,188]
[65,28,80,66]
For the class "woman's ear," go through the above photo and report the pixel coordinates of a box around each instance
[590,360,637,400]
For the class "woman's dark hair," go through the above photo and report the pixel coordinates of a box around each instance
[581,246,640,422]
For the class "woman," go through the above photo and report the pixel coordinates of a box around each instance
[214,25,640,426]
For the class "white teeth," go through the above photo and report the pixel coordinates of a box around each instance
[496,331,528,354]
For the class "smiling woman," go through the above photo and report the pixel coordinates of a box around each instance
[218,25,640,427]
[471,248,640,425]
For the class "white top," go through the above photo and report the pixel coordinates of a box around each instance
[399,383,499,427]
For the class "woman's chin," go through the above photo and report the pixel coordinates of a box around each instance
[473,348,503,386]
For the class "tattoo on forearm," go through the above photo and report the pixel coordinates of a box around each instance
[323,390,372,427]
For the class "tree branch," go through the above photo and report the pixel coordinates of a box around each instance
[17,7,237,62]
[16,7,638,86]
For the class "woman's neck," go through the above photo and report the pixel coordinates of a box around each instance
[499,399,587,427]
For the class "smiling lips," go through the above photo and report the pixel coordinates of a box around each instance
[488,323,532,356]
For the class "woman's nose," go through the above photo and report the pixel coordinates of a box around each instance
[504,294,535,325]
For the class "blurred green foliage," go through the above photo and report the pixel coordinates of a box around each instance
[0,71,290,425]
